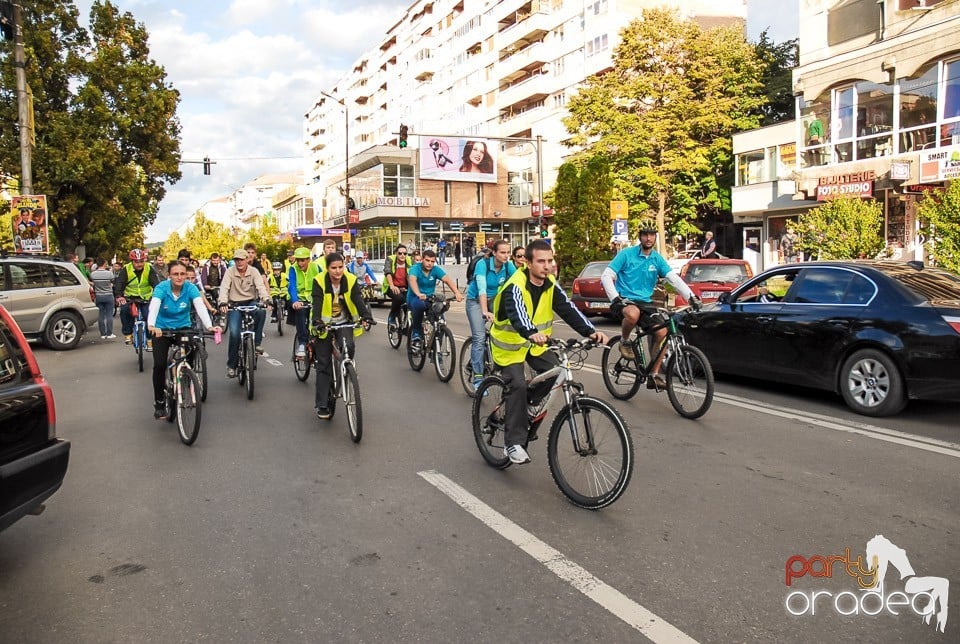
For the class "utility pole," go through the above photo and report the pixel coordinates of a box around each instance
[656,189,667,255]
[12,1,33,194]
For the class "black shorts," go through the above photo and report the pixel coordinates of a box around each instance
[623,302,665,333]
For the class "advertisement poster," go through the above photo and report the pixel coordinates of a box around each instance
[919,144,960,183]
[11,195,49,253]
[419,136,498,184]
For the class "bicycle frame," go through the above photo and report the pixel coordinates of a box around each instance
[524,341,597,454]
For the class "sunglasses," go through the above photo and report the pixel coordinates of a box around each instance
[397,252,407,255]
[514,254,524,259]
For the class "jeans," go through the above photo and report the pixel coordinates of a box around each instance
[465,298,488,377]
[500,350,559,448]
[95,294,115,336]
[438,250,446,265]
[226,303,265,369]
[387,288,407,321]
[315,328,355,411]
[293,306,309,347]
[409,296,429,338]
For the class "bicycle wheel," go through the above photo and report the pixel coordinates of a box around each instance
[136,327,145,372]
[176,368,202,445]
[601,336,642,401]
[458,337,477,397]
[192,345,208,402]
[665,344,714,419]
[164,377,176,425]
[243,335,256,400]
[277,304,284,336]
[343,363,362,443]
[433,326,456,382]
[294,336,311,382]
[472,376,511,470]
[387,317,402,349]
[547,396,633,510]
[407,330,427,371]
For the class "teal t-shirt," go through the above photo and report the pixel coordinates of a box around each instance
[466,257,516,300]
[152,280,201,329]
[607,246,671,302]
[407,263,446,301]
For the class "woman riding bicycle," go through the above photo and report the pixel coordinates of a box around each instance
[148,260,221,419]
[311,253,374,420]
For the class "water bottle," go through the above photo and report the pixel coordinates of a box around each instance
[214,328,222,345]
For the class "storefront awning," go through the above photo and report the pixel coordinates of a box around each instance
[294,226,326,237]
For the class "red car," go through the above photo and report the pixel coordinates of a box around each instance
[571,261,613,317]
[674,259,754,306]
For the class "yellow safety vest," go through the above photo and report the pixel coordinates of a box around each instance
[382,253,413,293]
[313,271,363,339]
[123,262,154,299]
[268,272,287,297]
[289,263,310,302]
[490,269,555,366]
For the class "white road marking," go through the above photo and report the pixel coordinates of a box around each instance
[264,358,283,367]
[418,470,700,644]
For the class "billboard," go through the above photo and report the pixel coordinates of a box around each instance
[419,136,497,184]
[11,195,50,253]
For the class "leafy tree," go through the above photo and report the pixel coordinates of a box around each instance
[563,8,765,240]
[754,30,798,126]
[242,214,290,262]
[161,230,185,261]
[917,181,960,274]
[550,156,615,281]
[182,213,234,260]
[796,197,885,260]
[0,0,181,259]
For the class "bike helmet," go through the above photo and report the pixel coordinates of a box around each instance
[293,247,311,259]
[272,261,283,270]
[129,248,147,261]
[637,218,658,234]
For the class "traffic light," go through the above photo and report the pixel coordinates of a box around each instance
[540,227,549,238]
[203,156,211,175]
[399,124,408,148]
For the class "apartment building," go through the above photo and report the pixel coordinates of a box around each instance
[303,0,747,258]
[732,0,960,269]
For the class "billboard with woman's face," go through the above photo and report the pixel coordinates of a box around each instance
[419,137,497,183]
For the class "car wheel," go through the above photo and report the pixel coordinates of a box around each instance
[839,349,906,417]
[44,310,84,350]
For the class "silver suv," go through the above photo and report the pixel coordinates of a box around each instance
[0,254,98,350]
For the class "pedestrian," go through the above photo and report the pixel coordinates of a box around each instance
[152,254,168,279]
[90,257,117,339]
[437,237,447,265]
[454,240,462,264]
[780,226,799,264]
[701,231,718,259]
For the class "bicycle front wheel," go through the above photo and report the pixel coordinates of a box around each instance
[458,338,477,397]
[433,327,456,382]
[176,368,202,445]
[343,363,362,443]
[472,376,511,470]
[387,317,402,349]
[547,396,633,510]
[136,328,145,372]
[666,344,714,419]
[276,304,284,336]
[243,335,256,400]
[192,345,208,402]
[601,336,642,400]
[294,336,311,382]
[407,332,426,371]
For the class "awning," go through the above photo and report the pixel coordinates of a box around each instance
[294,226,326,237]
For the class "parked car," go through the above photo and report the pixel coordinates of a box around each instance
[361,259,388,306]
[0,303,70,532]
[667,249,702,273]
[672,258,755,306]
[571,261,613,317]
[676,260,960,416]
[0,253,97,350]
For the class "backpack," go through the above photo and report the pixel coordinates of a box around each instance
[466,255,490,283]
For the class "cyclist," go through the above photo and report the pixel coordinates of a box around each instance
[408,248,463,350]
[311,252,374,419]
[491,239,608,465]
[186,265,218,318]
[465,239,516,389]
[600,218,700,389]
[115,248,161,349]
[347,251,377,285]
[512,245,526,269]
[305,238,338,286]
[383,243,412,324]
[147,260,220,419]
[287,247,313,358]
[200,252,224,303]
[218,249,271,378]
[268,261,288,322]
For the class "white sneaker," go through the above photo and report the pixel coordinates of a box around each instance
[504,444,531,465]
[105,334,117,339]
[296,344,306,358]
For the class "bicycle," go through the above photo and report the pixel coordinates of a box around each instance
[292,303,312,382]
[407,294,456,382]
[601,301,714,419]
[458,320,494,397]
[310,319,376,443]
[128,298,149,372]
[157,330,206,445]
[273,294,287,336]
[189,320,210,402]
[387,296,411,350]
[472,338,633,510]
[228,304,263,400]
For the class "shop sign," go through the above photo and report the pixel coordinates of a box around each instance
[348,210,360,224]
[816,171,875,201]
[919,145,960,183]
[325,228,346,235]
[333,215,347,226]
[376,196,430,207]
[904,183,942,194]
[890,162,911,181]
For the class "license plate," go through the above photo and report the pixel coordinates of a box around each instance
[701,291,721,299]
[589,302,608,309]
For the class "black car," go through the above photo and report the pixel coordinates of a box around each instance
[676,261,960,416]
[0,304,70,532]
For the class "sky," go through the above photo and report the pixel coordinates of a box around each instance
[73,1,798,243]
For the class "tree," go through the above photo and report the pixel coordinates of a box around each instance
[563,9,766,239]
[161,230,184,260]
[0,0,181,259]
[550,156,615,282]
[242,214,290,262]
[754,30,798,126]
[917,181,960,274]
[796,197,885,260]
[182,213,234,260]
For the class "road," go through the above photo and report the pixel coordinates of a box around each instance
[1,304,957,643]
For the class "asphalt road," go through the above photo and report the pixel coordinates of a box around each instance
[1,304,957,643]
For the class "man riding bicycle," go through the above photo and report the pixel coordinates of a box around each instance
[347,251,377,285]
[600,218,700,389]
[383,243,413,324]
[115,248,161,349]
[311,252,374,420]
[287,247,313,358]
[408,249,463,349]
[218,249,271,378]
[491,240,608,465]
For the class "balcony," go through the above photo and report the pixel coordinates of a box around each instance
[497,10,553,52]
[497,40,547,83]
[731,180,805,216]
[498,100,547,134]
[498,71,551,106]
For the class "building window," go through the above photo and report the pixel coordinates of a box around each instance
[736,150,766,186]
[508,170,533,205]
[382,163,415,198]
[899,64,937,151]
[942,58,960,144]
[585,34,608,57]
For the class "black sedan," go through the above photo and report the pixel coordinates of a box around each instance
[676,261,960,416]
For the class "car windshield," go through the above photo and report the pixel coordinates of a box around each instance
[883,265,960,301]
[579,263,607,278]
[684,264,746,283]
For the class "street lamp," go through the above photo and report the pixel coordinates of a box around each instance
[320,90,350,217]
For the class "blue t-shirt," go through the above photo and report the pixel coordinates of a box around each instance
[407,263,447,301]
[466,257,516,300]
[152,280,202,329]
[607,246,672,302]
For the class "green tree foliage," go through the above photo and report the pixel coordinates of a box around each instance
[243,214,290,262]
[181,213,234,260]
[917,181,960,274]
[551,157,615,282]
[796,197,885,260]
[161,230,184,260]
[0,0,181,259]
[562,9,765,239]
[754,30,798,126]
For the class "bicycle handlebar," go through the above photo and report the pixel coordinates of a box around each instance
[311,319,377,334]
[545,337,600,351]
